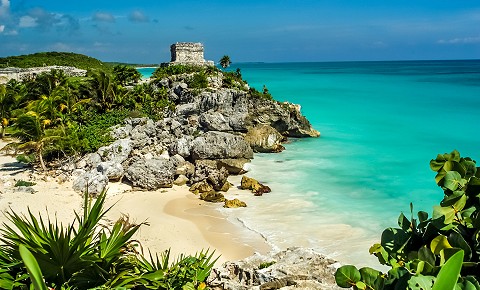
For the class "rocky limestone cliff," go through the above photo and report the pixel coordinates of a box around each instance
[70,68,319,196]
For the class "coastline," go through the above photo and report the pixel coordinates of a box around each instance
[0,139,270,266]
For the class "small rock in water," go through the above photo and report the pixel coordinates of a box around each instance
[224,198,247,208]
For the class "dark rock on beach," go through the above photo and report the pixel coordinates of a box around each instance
[240,176,271,196]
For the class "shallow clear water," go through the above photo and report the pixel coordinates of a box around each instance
[228,60,480,266]
[139,60,480,266]
[137,67,156,79]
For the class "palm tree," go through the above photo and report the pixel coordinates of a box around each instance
[219,55,231,69]
[84,71,118,112]
[10,111,61,171]
[0,84,15,138]
[113,65,142,86]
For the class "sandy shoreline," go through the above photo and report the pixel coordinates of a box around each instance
[0,139,270,266]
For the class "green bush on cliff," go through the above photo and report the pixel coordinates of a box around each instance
[335,150,480,290]
[152,64,206,79]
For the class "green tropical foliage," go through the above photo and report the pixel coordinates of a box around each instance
[113,65,142,86]
[0,52,111,72]
[0,192,218,289]
[219,55,231,69]
[335,150,480,290]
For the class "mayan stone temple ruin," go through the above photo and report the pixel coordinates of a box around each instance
[163,42,214,67]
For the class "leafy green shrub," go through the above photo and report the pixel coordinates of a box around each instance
[249,86,273,101]
[259,261,276,269]
[335,150,480,290]
[188,72,208,89]
[222,69,246,89]
[14,180,36,187]
[75,109,129,153]
[16,153,35,164]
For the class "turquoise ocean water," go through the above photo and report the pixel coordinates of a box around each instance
[138,61,480,266]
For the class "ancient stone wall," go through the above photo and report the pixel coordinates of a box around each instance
[164,42,214,67]
[0,66,87,84]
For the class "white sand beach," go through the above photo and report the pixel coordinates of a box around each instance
[0,139,271,265]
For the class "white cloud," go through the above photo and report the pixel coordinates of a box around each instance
[0,0,10,17]
[0,24,4,32]
[437,36,480,44]
[19,15,37,28]
[93,12,115,22]
[129,10,148,22]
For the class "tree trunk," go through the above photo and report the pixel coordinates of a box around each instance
[38,147,47,172]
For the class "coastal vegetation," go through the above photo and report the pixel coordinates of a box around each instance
[0,54,178,167]
[219,55,231,69]
[0,192,217,289]
[336,150,480,290]
[0,52,111,72]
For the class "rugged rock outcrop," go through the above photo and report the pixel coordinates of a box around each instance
[244,124,285,153]
[70,67,319,194]
[125,158,175,190]
[72,170,109,196]
[210,247,341,290]
[191,131,253,160]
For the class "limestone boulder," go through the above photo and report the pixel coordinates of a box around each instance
[216,158,250,175]
[125,158,175,190]
[244,124,285,153]
[170,136,194,158]
[192,162,229,191]
[224,198,247,208]
[210,247,340,290]
[191,131,253,160]
[75,152,102,170]
[73,170,109,196]
[97,161,124,181]
[97,139,132,164]
[173,175,189,186]
[198,111,232,131]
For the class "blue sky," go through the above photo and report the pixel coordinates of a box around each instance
[0,1,479,63]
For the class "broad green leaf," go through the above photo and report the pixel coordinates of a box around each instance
[441,191,465,207]
[418,246,436,266]
[461,160,477,178]
[359,267,381,288]
[418,211,429,223]
[408,275,435,290]
[381,228,411,253]
[430,235,452,255]
[432,250,464,290]
[433,206,456,224]
[435,170,447,186]
[356,281,366,289]
[449,232,472,260]
[19,244,48,290]
[444,171,466,191]
[444,160,467,177]
[369,244,389,265]
[335,265,361,288]
[398,213,411,232]
[430,158,445,172]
